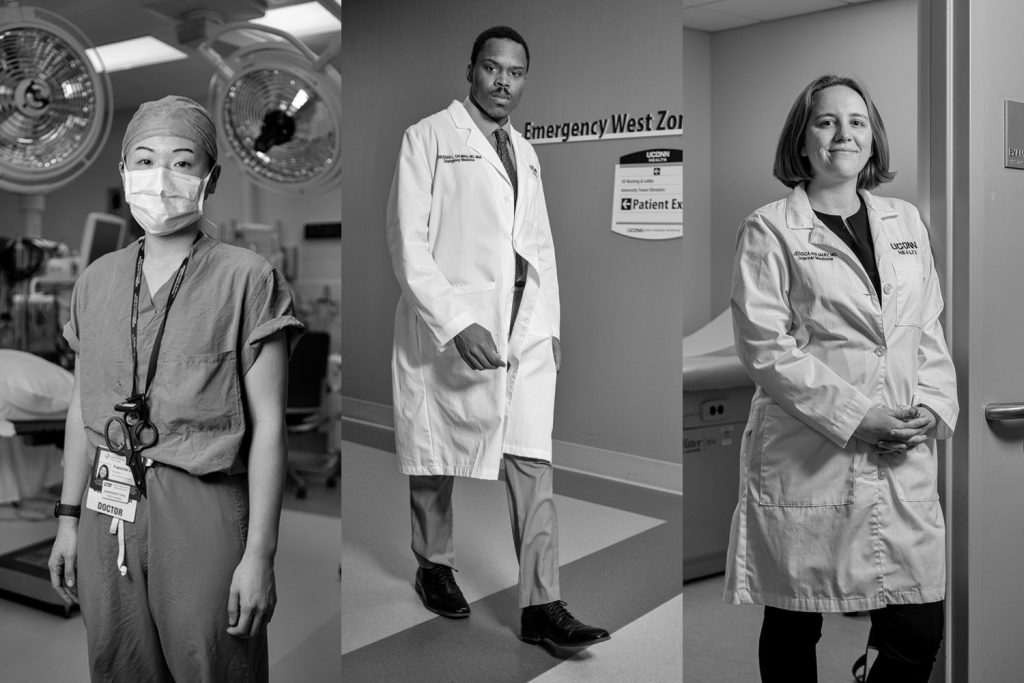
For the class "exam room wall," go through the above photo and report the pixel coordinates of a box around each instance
[0,107,341,313]
[704,0,919,317]
[342,0,684,465]
[682,29,711,338]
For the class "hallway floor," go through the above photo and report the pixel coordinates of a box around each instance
[341,440,683,682]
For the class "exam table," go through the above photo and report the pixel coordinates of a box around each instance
[0,350,73,615]
[0,348,70,504]
[683,309,754,581]
[0,419,71,616]
[0,418,65,504]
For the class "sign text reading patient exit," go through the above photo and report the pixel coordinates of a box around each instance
[523,109,683,145]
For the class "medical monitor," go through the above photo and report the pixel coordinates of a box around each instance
[80,212,126,268]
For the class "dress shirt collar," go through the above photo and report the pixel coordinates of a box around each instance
[462,96,513,151]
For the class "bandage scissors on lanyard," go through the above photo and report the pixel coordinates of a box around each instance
[104,413,158,495]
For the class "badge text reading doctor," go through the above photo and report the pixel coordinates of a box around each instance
[85,447,142,523]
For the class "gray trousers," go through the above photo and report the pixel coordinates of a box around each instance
[410,454,561,607]
[410,285,560,608]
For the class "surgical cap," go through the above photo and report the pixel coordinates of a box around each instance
[121,95,218,165]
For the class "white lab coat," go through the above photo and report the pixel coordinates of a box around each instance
[724,185,958,613]
[386,100,560,480]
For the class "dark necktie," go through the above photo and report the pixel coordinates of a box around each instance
[494,128,518,205]
[494,128,526,287]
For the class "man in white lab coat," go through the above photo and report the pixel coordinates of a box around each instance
[386,26,609,649]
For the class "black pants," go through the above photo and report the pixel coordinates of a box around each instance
[758,601,944,683]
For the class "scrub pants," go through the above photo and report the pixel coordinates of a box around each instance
[758,602,944,683]
[409,284,561,608]
[78,463,268,683]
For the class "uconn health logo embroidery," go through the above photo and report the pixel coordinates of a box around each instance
[891,241,918,255]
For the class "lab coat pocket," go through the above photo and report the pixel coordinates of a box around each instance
[152,350,243,433]
[887,445,939,502]
[757,405,853,506]
[893,261,925,327]
[438,281,499,355]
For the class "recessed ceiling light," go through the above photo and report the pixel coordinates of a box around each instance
[86,36,188,74]
[250,1,341,38]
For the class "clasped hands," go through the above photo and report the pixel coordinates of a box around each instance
[453,323,560,372]
[853,403,937,453]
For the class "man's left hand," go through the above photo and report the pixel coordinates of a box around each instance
[552,337,561,373]
[227,553,277,638]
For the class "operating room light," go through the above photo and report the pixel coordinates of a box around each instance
[85,37,187,74]
[250,2,341,38]
[287,89,310,113]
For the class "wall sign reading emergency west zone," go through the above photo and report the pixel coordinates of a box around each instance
[611,149,683,240]
[523,109,683,144]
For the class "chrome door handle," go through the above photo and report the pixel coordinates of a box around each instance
[985,403,1024,421]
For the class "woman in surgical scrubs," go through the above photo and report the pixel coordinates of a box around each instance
[46,96,304,683]
[725,75,958,682]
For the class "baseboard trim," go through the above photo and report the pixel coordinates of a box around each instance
[341,397,394,429]
[683,552,727,583]
[341,396,681,495]
[551,440,682,495]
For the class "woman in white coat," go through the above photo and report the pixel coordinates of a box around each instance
[726,75,958,683]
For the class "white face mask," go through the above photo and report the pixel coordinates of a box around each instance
[123,167,211,236]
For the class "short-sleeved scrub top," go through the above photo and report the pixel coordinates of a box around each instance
[64,233,305,476]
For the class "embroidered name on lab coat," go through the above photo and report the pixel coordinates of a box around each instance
[890,241,919,255]
[793,250,836,261]
[438,154,483,164]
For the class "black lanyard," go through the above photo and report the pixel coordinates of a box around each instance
[129,234,201,402]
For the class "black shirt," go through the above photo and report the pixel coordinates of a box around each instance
[813,196,882,302]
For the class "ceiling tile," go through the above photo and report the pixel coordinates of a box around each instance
[682,6,758,32]
[707,0,844,22]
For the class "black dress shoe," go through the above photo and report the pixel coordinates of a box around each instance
[520,600,611,648]
[415,565,470,618]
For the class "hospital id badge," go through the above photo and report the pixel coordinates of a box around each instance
[84,446,141,523]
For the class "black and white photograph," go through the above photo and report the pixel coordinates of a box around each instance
[6,0,1024,681]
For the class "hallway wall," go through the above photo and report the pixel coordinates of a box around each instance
[682,29,711,337]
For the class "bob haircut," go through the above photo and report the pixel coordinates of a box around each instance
[773,74,895,190]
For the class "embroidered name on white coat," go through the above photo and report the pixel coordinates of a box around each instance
[438,154,483,163]
[793,250,836,261]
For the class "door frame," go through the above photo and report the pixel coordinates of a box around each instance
[919,1,958,680]
[922,0,1024,679]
